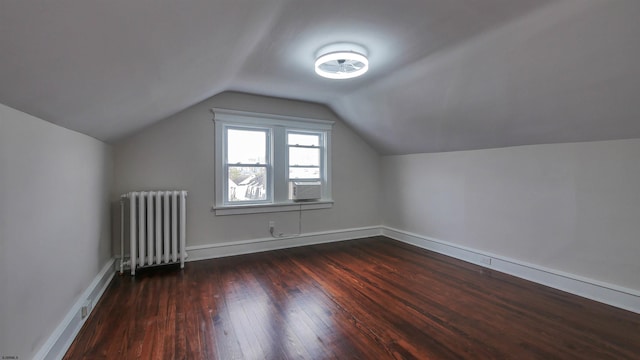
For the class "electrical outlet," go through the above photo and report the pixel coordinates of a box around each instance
[481,256,492,266]
[81,298,92,319]
[269,221,275,232]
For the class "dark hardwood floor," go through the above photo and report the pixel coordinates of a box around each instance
[64,236,640,359]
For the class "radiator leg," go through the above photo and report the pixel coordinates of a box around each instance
[180,190,187,269]
[120,199,124,275]
[130,193,137,276]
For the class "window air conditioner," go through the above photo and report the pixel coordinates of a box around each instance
[290,181,322,201]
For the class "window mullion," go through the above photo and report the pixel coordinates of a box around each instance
[272,126,287,203]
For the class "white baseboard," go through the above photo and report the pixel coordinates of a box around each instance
[186,226,382,262]
[33,258,116,360]
[382,227,640,314]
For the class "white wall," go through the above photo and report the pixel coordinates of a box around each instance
[0,104,113,359]
[382,139,640,291]
[113,91,380,252]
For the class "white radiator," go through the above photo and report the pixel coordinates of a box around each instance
[120,190,187,275]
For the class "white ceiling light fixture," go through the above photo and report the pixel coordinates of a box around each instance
[314,43,369,80]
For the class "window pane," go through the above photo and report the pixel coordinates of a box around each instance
[227,166,267,202]
[227,129,266,164]
[289,167,320,179]
[289,147,320,166]
[288,133,319,146]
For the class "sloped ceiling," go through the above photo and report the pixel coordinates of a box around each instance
[1,0,639,154]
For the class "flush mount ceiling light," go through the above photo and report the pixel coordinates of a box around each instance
[314,43,369,80]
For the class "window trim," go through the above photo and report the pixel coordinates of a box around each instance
[212,108,334,215]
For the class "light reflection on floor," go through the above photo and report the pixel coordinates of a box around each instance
[221,275,335,359]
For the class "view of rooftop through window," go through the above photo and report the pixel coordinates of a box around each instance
[227,128,268,202]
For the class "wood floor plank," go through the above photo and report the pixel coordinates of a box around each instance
[64,236,640,359]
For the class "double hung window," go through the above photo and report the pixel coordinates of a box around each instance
[213,108,333,214]
[288,132,322,181]
[225,127,270,203]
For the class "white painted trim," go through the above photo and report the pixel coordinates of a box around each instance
[211,108,334,129]
[382,227,640,314]
[212,200,333,216]
[186,226,382,261]
[33,258,116,360]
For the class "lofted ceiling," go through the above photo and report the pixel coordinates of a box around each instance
[1,0,639,154]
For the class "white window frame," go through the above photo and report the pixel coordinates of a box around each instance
[287,130,324,182]
[223,125,272,205]
[212,108,333,215]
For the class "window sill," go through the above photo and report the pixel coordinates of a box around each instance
[212,200,333,216]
